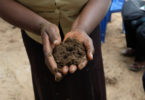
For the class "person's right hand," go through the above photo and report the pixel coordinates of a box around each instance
[41,22,68,81]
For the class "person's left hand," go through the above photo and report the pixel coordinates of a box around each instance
[63,29,94,74]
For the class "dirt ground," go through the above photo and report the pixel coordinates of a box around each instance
[0,13,145,100]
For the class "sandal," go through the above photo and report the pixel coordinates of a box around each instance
[128,63,145,72]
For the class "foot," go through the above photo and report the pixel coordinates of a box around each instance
[128,60,145,72]
[121,48,135,57]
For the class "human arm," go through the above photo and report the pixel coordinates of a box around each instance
[71,0,111,34]
[0,0,64,81]
[64,0,111,72]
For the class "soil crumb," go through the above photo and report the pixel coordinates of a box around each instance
[53,38,86,68]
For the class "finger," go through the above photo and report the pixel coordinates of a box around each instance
[42,32,58,74]
[57,66,69,75]
[63,32,72,43]
[63,36,68,42]
[62,66,69,75]
[47,27,61,46]
[55,28,61,45]
[83,38,94,60]
[69,65,77,74]
[42,32,52,56]
[55,72,62,82]
[78,59,88,70]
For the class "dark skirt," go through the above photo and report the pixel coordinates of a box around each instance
[21,27,106,100]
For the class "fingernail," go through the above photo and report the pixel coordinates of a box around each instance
[70,65,77,74]
[90,53,93,60]
[62,66,68,75]
[55,73,62,82]
[72,66,76,71]
[54,40,58,45]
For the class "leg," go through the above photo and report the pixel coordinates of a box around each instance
[124,20,137,48]
[128,24,145,71]
[121,19,137,56]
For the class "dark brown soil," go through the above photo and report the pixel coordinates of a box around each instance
[53,38,86,68]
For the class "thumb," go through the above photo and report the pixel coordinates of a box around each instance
[48,28,61,46]
[84,38,94,60]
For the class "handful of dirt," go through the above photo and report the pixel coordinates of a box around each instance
[53,38,86,68]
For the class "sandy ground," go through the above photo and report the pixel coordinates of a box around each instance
[0,13,145,100]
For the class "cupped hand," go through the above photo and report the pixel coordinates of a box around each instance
[41,22,68,81]
[63,29,94,74]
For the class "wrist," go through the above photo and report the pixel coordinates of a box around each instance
[40,20,50,29]
[39,20,53,34]
[71,27,88,35]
